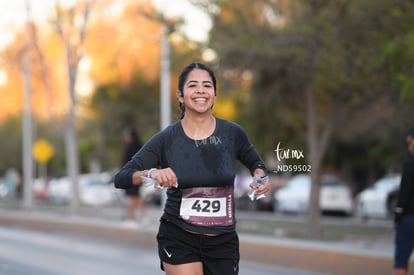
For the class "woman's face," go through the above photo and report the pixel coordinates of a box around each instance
[180,68,216,115]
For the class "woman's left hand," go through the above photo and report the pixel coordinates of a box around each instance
[249,176,270,195]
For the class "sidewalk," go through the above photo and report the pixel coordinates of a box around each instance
[0,205,412,275]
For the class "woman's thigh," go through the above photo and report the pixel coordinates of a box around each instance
[163,261,203,275]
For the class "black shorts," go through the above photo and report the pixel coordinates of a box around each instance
[157,218,239,275]
[125,186,141,197]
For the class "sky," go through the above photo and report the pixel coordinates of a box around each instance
[0,0,211,49]
[0,0,58,48]
[152,0,211,41]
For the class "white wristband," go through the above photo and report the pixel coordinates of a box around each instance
[147,168,156,178]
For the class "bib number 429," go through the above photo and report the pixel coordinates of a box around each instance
[179,187,233,226]
[191,199,221,213]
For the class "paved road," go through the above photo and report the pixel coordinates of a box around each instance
[0,226,330,275]
[0,203,411,275]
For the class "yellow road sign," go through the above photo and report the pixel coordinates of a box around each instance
[32,139,54,164]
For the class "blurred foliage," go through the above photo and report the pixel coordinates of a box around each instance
[0,117,22,174]
[206,0,414,189]
[89,75,160,169]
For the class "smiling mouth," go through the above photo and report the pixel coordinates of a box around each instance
[194,98,207,102]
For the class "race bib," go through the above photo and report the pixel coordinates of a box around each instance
[179,186,234,227]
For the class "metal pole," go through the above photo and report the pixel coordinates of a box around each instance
[160,22,171,130]
[22,0,34,209]
[160,21,171,208]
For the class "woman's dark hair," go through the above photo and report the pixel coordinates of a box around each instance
[178,62,217,118]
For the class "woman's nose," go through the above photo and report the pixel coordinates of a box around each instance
[195,85,205,93]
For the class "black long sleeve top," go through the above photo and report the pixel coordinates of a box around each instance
[396,154,414,215]
[114,117,266,234]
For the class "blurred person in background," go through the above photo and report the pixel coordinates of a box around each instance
[393,131,414,275]
[121,128,147,228]
[4,167,21,200]
[114,62,270,275]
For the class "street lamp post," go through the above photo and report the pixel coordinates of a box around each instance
[22,0,34,209]
[159,20,171,208]
[160,21,171,130]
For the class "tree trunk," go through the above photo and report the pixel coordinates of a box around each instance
[54,2,91,215]
[305,86,334,238]
[66,104,80,215]
[66,47,80,215]
[305,87,322,238]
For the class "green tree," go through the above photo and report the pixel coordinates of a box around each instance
[52,1,92,214]
[0,117,22,175]
[206,0,414,237]
[86,1,207,170]
[89,74,160,167]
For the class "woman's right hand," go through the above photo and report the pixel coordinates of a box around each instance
[148,168,178,188]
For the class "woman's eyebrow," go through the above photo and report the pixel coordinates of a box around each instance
[186,80,213,85]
